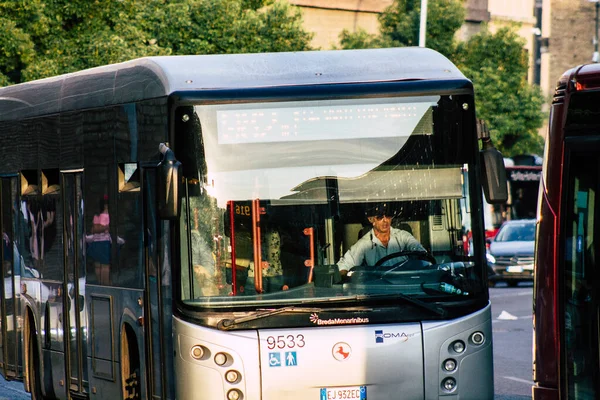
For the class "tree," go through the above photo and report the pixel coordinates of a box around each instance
[454,27,545,157]
[0,16,35,85]
[0,0,313,85]
[144,0,312,55]
[339,0,464,57]
[0,0,167,83]
[338,0,545,157]
[378,0,464,55]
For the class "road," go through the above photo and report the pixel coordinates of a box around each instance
[491,282,534,400]
[0,283,535,399]
[0,375,30,400]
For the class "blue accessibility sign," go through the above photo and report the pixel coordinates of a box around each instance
[285,351,297,366]
[268,352,282,367]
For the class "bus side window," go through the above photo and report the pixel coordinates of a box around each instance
[39,174,61,281]
[115,171,142,288]
[84,165,112,285]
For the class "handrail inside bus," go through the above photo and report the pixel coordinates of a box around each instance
[252,199,264,294]
[228,200,237,295]
[303,227,314,283]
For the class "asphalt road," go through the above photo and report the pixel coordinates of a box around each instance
[0,375,30,400]
[491,282,534,400]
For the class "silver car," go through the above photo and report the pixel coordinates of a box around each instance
[487,219,536,287]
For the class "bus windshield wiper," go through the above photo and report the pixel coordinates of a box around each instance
[359,292,447,317]
[217,306,322,330]
[217,300,374,330]
[216,292,444,329]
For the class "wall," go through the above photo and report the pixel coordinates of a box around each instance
[488,0,537,82]
[543,0,597,97]
[289,0,394,49]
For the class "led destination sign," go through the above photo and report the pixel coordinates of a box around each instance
[509,170,541,182]
[217,102,433,144]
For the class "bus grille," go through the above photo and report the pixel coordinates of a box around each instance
[494,255,535,266]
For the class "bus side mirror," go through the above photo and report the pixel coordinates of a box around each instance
[480,139,508,204]
[158,143,181,219]
[477,120,508,204]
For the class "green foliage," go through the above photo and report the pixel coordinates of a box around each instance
[251,1,312,53]
[454,27,545,156]
[337,29,393,50]
[338,0,544,157]
[339,0,464,57]
[145,0,311,55]
[0,0,312,85]
[378,0,464,56]
[0,16,36,83]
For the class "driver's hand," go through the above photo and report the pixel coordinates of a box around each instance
[340,269,348,278]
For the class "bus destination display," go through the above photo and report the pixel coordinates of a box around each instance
[217,102,432,144]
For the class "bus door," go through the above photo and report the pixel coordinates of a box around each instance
[142,167,174,399]
[562,139,600,398]
[61,171,88,396]
[0,176,19,379]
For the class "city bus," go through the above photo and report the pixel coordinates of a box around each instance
[0,47,506,400]
[533,63,600,399]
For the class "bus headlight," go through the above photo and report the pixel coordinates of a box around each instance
[190,345,205,360]
[225,370,241,384]
[227,389,243,400]
[451,340,465,353]
[443,359,457,372]
[442,377,457,392]
[471,331,485,345]
[214,352,228,366]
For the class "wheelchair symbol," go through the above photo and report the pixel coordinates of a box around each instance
[269,352,281,367]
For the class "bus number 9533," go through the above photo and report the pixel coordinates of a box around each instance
[266,334,306,349]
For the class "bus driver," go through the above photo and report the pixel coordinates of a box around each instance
[337,203,426,278]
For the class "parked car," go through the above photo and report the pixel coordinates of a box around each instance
[487,219,536,287]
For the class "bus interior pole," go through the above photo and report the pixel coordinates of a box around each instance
[252,199,264,293]
[303,227,315,283]
[228,200,237,295]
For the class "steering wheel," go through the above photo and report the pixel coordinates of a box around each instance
[344,250,437,284]
[372,250,436,271]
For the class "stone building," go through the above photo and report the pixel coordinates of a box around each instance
[288,0,394,49]
[540,0,598,99]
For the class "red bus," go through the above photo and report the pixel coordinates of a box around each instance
[533,63,600,398]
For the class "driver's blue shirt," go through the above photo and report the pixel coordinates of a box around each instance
[337,227,426,271]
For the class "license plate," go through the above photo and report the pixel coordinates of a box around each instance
[320,386,367,400]
[506,266,523,273]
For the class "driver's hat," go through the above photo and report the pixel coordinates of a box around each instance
[365,202,398,219]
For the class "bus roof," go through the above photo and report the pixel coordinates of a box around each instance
[0,47,469,121]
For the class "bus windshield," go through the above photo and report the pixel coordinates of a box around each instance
[178,95,483,309]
